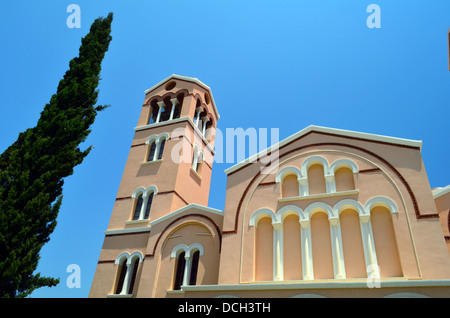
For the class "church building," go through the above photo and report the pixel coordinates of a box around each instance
[89,74,450,298]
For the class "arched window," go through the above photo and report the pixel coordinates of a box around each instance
[148,100,159,124]
[370,206,402,278]
[145,134,169,162]
[113,252,143,295]
[173,252,186,290]
[147,142,157,162]
[157,138,166,160]
[191,144,203,174]
[171,244,204,290]
[131,186,158,221]
[133,194,144,220]
[189,250,200,286]
[143,192,154,219]
[114,257,128,294]
[276,166,304,197]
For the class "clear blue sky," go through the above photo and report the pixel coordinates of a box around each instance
[0,1,449,297]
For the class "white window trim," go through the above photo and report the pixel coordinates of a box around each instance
[109,251,143,296]
[145,133,169,162]
[276,157,359,197]
[171,243,204,287]
[131,186,158,221]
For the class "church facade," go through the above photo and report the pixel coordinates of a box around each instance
[89,75,450,298]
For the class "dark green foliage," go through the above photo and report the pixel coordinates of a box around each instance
[0,13,113,298]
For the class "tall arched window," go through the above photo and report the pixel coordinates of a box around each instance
[147,142,157,162]
[143,192,154,219]
[173,252,186,290]
[157,138,166,160]
[189,250,200,286]
[131,186,157,221]
[113,252,143,296]
[133,194,144,221]
[145,134,169,162]
[191,145,203,174]
[171,244,204,290]
[371,206,402,278]
[114,257,128,294]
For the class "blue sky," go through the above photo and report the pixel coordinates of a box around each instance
[0,1,449,297]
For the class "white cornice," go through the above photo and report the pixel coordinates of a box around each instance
[150,203,223,227]
[178,279,450,292]
[104,203,223,236]
[134,116,215,155]
[224,125,423,175]
[432,184,450,199]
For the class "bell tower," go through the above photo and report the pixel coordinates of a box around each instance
[108,74,219,229]
[89,74,220,297]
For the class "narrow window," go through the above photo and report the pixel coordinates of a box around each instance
[114,258,127,294]
[174,93,183,119]
[133,194,143,220]
[144,192,154,219]
[157,139,166,160]
[189,251,200,285]
[148,100,159,124]
[173,252,186,290]
[128,259,140,294]
[148,142,157,162]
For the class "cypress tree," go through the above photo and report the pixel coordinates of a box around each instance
[0,12,113,298]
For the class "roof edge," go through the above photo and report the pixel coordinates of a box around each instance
[224,125,423,175]
[432,184,450,199]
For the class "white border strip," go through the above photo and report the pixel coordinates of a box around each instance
[180,279,450,292]
[432,184,450,199]
[224,125,422,175]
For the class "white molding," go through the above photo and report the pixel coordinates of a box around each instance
[149,203,223,227]
[249,208,277,227]
[106,294,133,298]
[144,74,220,120]
[224,125,422,175]
[364,196,399,214]
[135,117,216,155]
[104,226,151,236]
[179,279,450,292]
[278,190,359,203]
[134,116,187,131]
[432,184,450,199]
